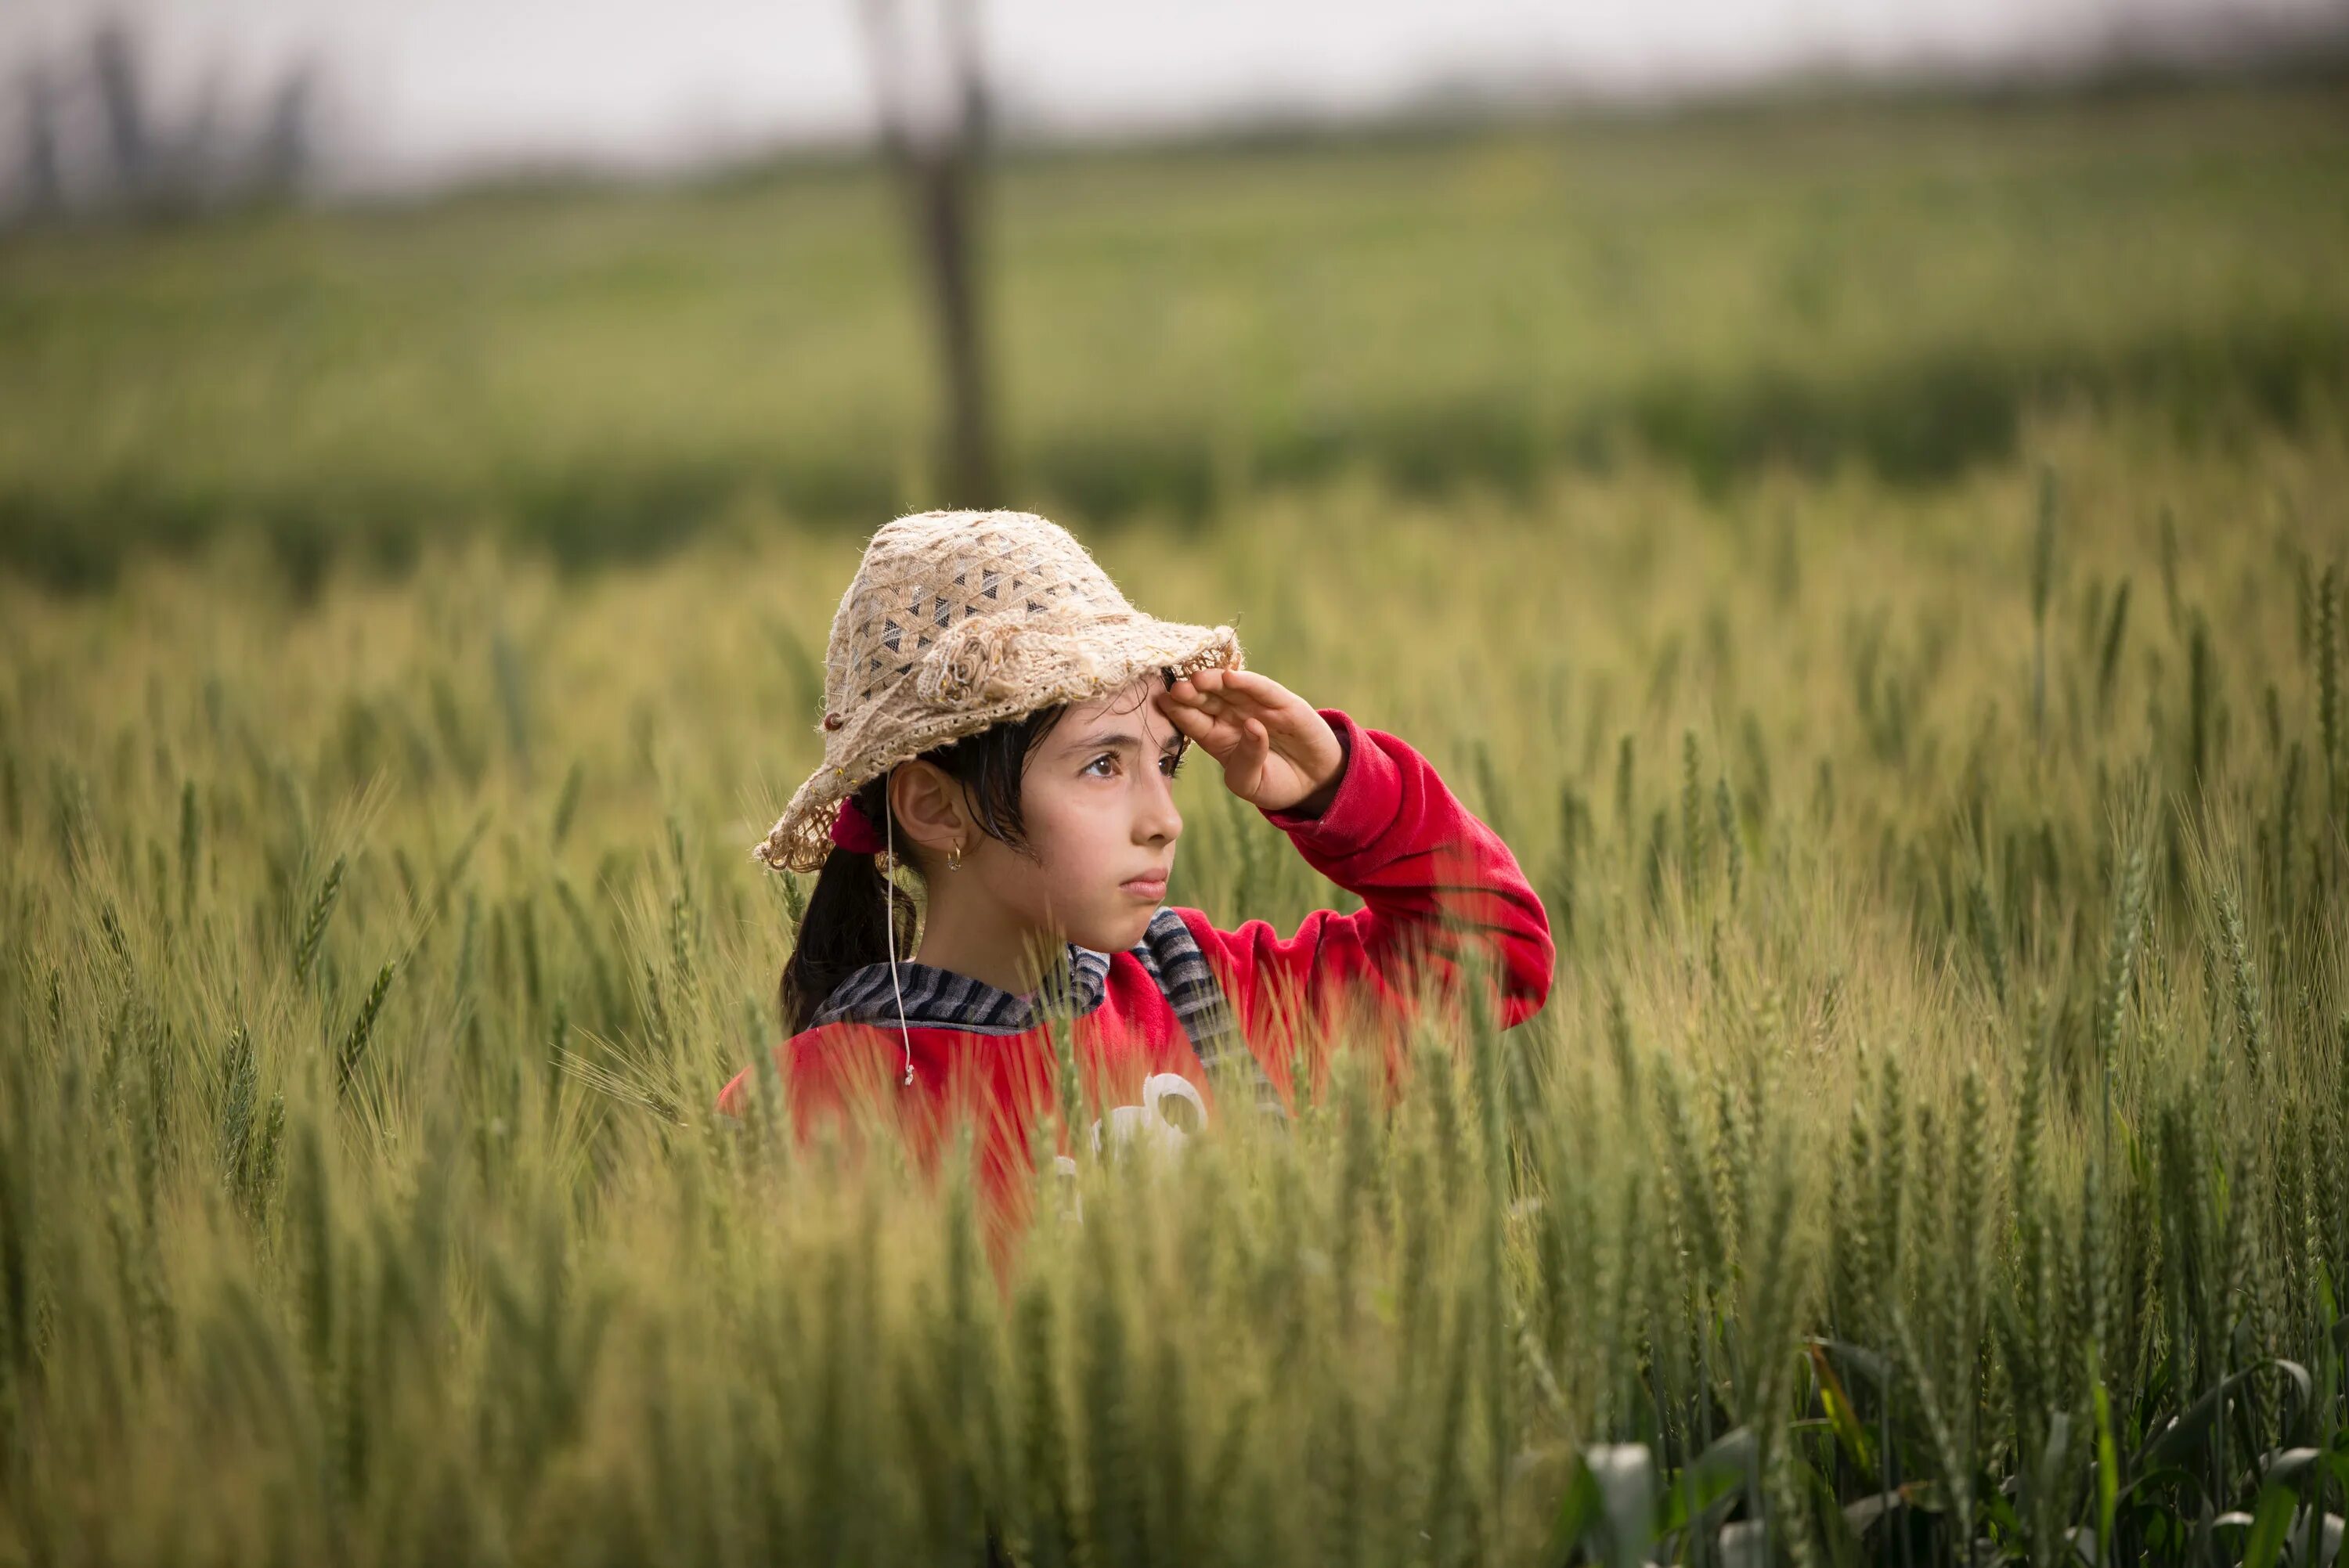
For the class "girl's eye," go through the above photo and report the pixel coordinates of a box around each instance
[1084,748,1185,778]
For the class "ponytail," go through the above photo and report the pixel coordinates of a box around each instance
[774,701,1081,1036]
[778,778,918,1036]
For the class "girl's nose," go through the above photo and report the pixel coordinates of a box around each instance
[1138,770,1182,845]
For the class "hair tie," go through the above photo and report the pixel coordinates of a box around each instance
[829,796,889,856]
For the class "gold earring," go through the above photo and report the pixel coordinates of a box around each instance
[947,841,963,872]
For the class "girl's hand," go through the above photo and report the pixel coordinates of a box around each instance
[1155,669,1346,815]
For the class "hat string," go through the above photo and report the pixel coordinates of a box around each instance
[881,775,915,1087]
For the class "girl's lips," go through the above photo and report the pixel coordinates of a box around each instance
[1121,875,1168,897]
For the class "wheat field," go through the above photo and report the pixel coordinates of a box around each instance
[2,389,2346,1562]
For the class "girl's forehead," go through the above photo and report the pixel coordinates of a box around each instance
[1048,676,1181,751]
[1066,674,1164,722]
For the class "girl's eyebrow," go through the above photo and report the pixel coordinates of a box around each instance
[1065,729,1185,755]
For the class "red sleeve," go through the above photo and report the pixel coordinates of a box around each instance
[1178,706,1555,1101]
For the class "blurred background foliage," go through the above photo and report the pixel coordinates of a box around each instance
[1,78,2344,589]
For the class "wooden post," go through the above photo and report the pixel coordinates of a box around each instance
[859,0,1000,507]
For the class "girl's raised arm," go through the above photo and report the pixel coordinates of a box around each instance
[1170,702,1556,1104]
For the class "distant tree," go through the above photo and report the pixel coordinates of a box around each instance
[858,0,1000,506]
[5,24,321,227]
[18,66,63,218]
[91,21,153,204]
[254,64,316,196]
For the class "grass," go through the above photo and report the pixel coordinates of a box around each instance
[2,80,2347,586]
[2,399,2347,1561]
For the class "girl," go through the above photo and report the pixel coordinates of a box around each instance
[716,509,1553,1252]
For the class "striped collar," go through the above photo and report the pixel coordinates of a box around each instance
[810,906,1284,1119]
[812,937,1117,1036]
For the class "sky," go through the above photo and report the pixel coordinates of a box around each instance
[2,0,2338,192]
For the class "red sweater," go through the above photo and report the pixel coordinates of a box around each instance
[714,707,1555,1256]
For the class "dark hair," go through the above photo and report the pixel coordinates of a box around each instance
[778,702,1077,1037]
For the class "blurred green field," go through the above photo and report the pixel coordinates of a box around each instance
[2,79,2347,586]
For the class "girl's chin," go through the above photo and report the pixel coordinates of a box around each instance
[1073,907,1159,951]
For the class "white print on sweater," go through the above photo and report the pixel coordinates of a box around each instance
[1051,1072,1209,1224]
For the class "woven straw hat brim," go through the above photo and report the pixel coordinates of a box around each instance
[753,609,1243,874]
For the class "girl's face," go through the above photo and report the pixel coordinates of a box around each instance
[966,674,1190,954]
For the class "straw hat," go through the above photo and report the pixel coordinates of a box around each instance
[751,509,1246,874]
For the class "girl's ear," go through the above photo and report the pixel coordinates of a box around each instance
[887,761,971,856]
